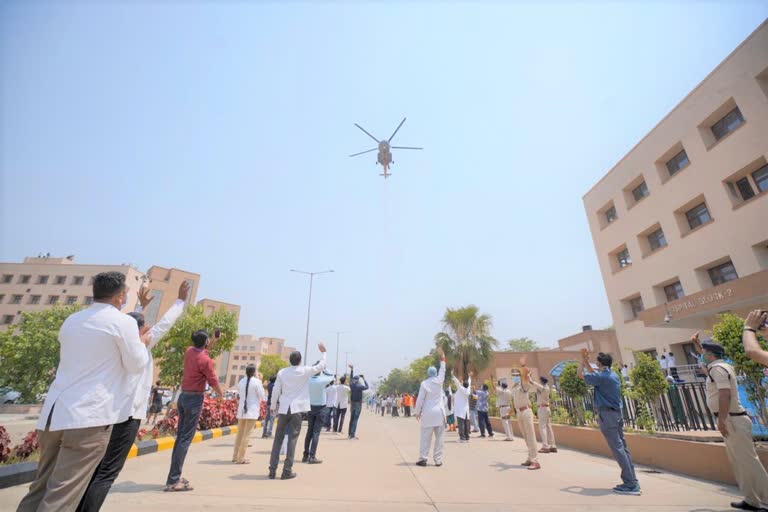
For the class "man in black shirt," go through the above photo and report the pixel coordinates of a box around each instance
[347,365,369,439]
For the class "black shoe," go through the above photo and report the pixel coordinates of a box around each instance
[281,471,297,480]
[479,434,486,438]
[268,470,276,480]
[308,457,323,464]
[435,462,443,467]
[301,455,309,463]
[415,459,427,467]
[731,501,761,511]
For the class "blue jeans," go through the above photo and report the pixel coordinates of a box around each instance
[166,392,204,485]
[348,402,363,437]
[262,409,274,437]
[470,409,479,431]
[302,405,327,458]
[598,408,638,487]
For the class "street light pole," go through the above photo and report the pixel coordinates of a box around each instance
[331,330,350,375]
[291,269,334,362]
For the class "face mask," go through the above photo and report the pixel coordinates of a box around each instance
[512,376,521,384]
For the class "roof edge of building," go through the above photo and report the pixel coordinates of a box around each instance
[581,17,768,201]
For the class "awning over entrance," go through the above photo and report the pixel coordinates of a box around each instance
[639,269,768,329]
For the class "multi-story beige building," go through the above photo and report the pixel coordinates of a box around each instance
[221,335,296,388]
[0,256,147,327]
[142,265,201,325]
[584,21,768,368]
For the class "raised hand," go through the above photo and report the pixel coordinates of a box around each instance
[137,287,153,309]
[178,281,190,301]
[318,342,327,353]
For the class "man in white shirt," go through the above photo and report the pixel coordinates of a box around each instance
[76,282,188,512]
[17,272,150,512]
[333,376,350,433]
[451,374,471,442]
[324,378,338,432]
[414,348,446,467]
[268,343,327,480]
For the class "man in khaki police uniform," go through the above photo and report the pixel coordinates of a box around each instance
[510,367,540,470]
[702,340,768,512]
[530,375,557,454]
[495,379,513,441]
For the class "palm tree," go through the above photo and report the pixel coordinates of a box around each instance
[434,305,498,380]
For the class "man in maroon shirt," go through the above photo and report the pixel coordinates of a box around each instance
[164,329,223,492]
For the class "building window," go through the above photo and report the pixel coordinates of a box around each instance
[29,295,41,305]
[664,281,685,302]
[1,274,12,284]
[2,315,14,325]
[631,181,649,202]
[66,296,78,305]
[685,203,711,230]
[753,164,768,193]
[249,346,256,351]
[711,107,744,141]
[647,228,667,251]
[231,365,237,370]
[234,346,241,351]
[0,294,4,303]
[240,365,246,370]
[48,295,59,305]
[38,275,49,285]
[54,275,66,285]
[629,297,644,319]
[666,149,689,176]
[708,261,738,286]
[249,356,256,361]
[72,276,85,285]
[84,296,93,305]
[234,355,240,360]
[616,248,632,268]
[19,275,31,284]
[11,294,23,305]
[734,177,755,201]
[605,206,617,225]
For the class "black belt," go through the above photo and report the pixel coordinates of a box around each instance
[713,411,748,417]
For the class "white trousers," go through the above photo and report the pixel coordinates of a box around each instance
[519,409,538,463]
[499,405,513,440]
[538,406,556,449]
[419,424,445,463]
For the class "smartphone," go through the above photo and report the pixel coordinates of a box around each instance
[214,328,221,338]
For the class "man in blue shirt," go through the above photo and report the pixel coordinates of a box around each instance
[302,366,334,464]
[474,385,494,438]
[579,351,640,496]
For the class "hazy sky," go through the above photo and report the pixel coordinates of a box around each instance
[2,2,766,379]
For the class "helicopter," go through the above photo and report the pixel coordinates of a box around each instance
[350,118,422,179]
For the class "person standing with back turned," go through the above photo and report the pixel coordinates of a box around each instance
[268,343,327,480]
[414,348,446,467]
[578,350,640,495]
[348,365,369,439]
[233,365,267,464]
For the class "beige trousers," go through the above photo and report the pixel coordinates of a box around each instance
[538,406,556,449]
[518,408,538,463]
[232,418,258,463]
[724,415,768,508]
[17,424,112,512]
[499,406,513,440]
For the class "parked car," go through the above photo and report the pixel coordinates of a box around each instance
[0,387,21,404]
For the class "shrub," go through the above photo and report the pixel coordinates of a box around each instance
[12,431,39,460]
[0,426,11,463]
[559,362,588,425]
[628,352,668,434]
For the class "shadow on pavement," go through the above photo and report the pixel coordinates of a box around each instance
[561,486,613,497]
[197,459,236,465]
[490,461,526,472]
[230,474,273,481]
[110,482,166,493]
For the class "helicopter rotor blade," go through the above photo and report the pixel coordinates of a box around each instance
[349,148,378,157]
[388,117,407,142]
[391,146,423,150]
[354,124,380,143]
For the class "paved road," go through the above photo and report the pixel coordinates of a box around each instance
[0,411,741,511]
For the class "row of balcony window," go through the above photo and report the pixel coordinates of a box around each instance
[1,274,89,286]
[0,294,93,307]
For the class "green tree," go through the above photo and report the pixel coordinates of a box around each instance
[434,305,498,380]
[713,313,768,427]
[628,352,668,433]
[0,305,83,402]
[258,354,289,381]
[151,304,238,386]
[558,362,588,425]
[507,337,539,352]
